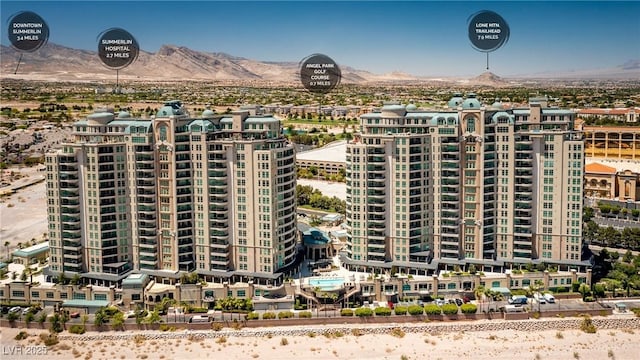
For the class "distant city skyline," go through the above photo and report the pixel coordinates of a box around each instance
[2,1,639,77]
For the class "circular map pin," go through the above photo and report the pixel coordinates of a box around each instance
[468,10,510,52]
[7,11,49,52]
[299,54,341,94]
[97,28,139,70]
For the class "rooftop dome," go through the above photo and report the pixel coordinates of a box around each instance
[448,92,464,109]
[117,111,131,118]
[462,93,481,109]
[202,109,215,118]
[406,104,417,111]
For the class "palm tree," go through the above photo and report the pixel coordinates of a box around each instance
[145,309,162,325]
[474,285,486,313]
[3,241,9,259]
[530,279,544,313]
[94,308,106,327]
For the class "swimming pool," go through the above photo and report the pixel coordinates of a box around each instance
[308,277,345,290]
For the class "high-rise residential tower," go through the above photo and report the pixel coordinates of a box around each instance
[45,101,297,285]
[345,95,583,271]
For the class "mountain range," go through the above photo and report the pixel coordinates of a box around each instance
[1,43,638,84]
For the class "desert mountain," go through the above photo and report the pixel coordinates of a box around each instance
[1,43,638,83]
[0,43,409,83]
[463,71,513,87]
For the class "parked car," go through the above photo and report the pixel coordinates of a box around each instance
[454,298,463,306]
[533,293,547,304]
[435,299,445,306]
[69,312,80,318]
[543,293,556,303]
[22,307,32,316]
[8,306,21,314]
[508,296,528,306]
[189,315,209,323]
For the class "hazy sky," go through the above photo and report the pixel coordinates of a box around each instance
[2,1,639,77]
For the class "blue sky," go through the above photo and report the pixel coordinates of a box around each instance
[2,1,639,77]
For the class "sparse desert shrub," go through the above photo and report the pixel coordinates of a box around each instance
[390,328,405,338]
[280,337,289,346]
[556,331,564,339]
[211,322,224,331]
[351,328,363,337]
[15,331,28,340]
[298,311,312,318]
[133,334,146,345]
[68,325,85,334]
[39,332,59,346]
[307,331,316,338]
[262,312,276,320]
[216,336,227,344]
[532,311,541,319]
[231,320,243,330]
[340,308,353,317]
[580,316,597,333]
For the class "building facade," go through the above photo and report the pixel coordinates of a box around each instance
[585,162,640,201]
[345,95,584,271]
[582,126,640,160]
[45,101,298,286]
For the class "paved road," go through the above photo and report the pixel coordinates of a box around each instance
[593,216,640,229]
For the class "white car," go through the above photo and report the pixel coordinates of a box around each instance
[533,293,547,304]
[8,306,21,314]
[543,293,555,303]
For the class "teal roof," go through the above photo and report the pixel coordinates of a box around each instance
[188,119,214,132]
[156,101,186,118]
[202,109,215,118]
[122,273,149,286]
[13,242,49,258]
[512,109,531,115]
[110,120,152,134]
[0,262,7,270]
[61,299,110,308]
[491,111,514,124]
[382,104,406,111]
[302,228,331,246]
[491,287,512,295]
[448,96,464,108]
[462,98,482,109]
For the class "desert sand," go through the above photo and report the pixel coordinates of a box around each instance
[0,178,48,250]
[1,322,637,360]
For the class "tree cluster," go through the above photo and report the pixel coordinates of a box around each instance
[584,222,640,251]
[296,185,346,213]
